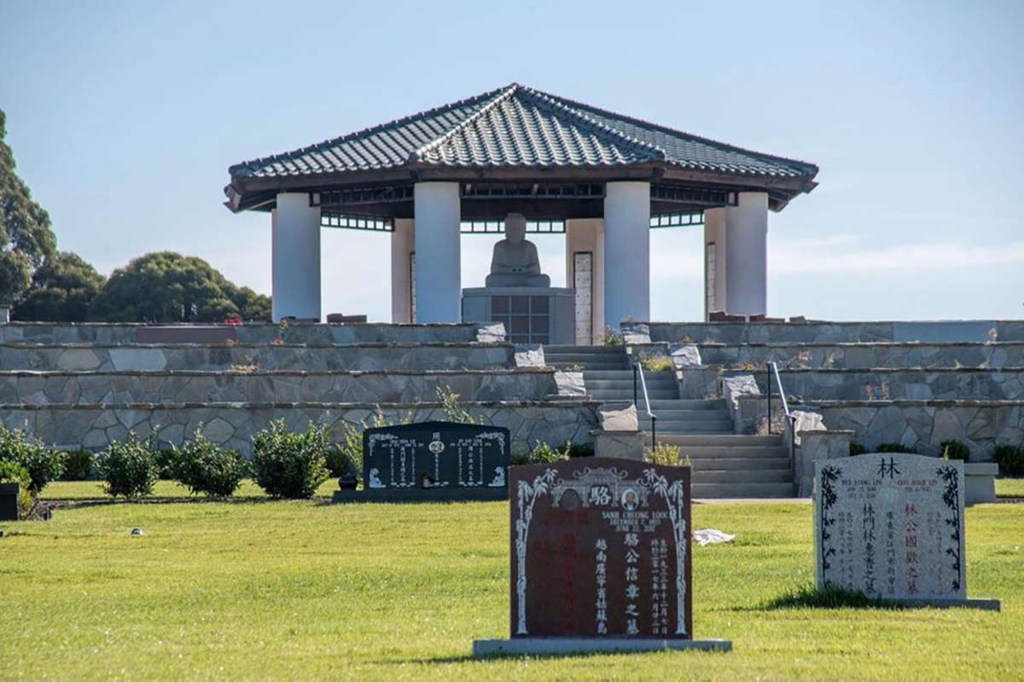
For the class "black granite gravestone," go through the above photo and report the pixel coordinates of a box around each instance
[0,483,20,521]
[332,421,510,503]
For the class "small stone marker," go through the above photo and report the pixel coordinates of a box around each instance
[813,453,999,610]
[333,421,510,503]
[0,483,20,521]
[473,458,731,655]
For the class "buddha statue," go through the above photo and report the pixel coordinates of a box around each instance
[485,213,550,287]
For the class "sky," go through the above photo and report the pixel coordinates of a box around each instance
[1,0,1022,323]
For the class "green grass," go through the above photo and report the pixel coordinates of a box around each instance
[41,478,340,500]
[1,500,1021,680]
[995,477,1024,498]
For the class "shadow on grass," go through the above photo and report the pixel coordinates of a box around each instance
[742,583,909,611]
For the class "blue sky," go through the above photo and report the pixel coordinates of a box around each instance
[2,0,1022,322]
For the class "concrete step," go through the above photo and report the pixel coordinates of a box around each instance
[660,434,785,447]
[656,423,734,434]
[653,409,732,420]
[585,379,677,390]
[649,399,727,410]
[656,421,735,434]
[544,345,627,354]
[582,369,675,380]
[694,468,793,484]
[687,457,791,471]
[589,391,680,400]
[670,445,790,458]
[692,481,795,499]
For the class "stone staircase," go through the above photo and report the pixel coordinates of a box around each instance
[544,344,795,498]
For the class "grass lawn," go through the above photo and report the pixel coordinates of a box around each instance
[995,477,1024,498]
[40,478,341,500]
[1,497,1021,680]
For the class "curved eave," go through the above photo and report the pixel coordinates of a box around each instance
[224,158,818,214]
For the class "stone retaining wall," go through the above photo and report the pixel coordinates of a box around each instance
[0,322,485,345]
[0,369,557,405]
[758,367,1024,401]
[803,400,1024,460]
[0,401,598,457]
[649,320,1024,344]
[0,343,515,372]
[696,342,1024,370]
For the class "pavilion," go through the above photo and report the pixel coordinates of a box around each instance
[224,84,818,340]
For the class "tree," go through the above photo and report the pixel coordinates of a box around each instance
[88,251,271,322]
[13,251,105,321]
[0,109,57,304]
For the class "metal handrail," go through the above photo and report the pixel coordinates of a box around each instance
[633,363,658,447]
[767,361,797,482]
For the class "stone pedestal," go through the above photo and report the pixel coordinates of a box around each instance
[965,462,998,505]
[462,287,574,345]
[591,429,646,460]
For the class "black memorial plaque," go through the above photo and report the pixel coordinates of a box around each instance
[509,458,693,639]
[344,421,510,502]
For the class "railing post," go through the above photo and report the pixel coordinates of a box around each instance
[651,415,657,449]
[633,364,638,407]
[766,363,773,435]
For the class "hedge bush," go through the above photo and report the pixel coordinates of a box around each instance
[876,442,917,454]
[251,420,330,499]
[0,460,34,517]
[940,439,970,462]
[169,432,248,497]
[95,432,159,498]
[0,424,63,493]
[59,450,95,481]
[994,444,1024,477]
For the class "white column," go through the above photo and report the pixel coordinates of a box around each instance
[390,218,415,323]
[413,182,461,323]
[271,192,321,322]
[603,181,650,328]
[724,192,768,317]
[703,207,727,320]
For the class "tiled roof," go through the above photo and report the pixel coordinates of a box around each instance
[229,84,817,180]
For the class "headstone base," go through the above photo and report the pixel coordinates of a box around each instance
[332,488,506,504]
[888,597,1001,611]
[472,638,732,657]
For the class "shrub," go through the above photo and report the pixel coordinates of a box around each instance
[60,450,95,481]
[437,385,476,424]
[602,325,623,346]
[639,356,673,372]
[170,432,248,497]
[940,439,970,462]
[0,460,34,517]
[645,442,688,466]
[154,449,178,480]
[849,441,868,456]
[251,420,330,499]
[876,442,916,454]
[511,441,572,466]
[0,424,63,493]
[95,432,159,498]
[994,444,1024,477]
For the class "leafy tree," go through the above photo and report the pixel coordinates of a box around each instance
[13,251,105,321]
[0,109,57,304]
[88,251,270,322]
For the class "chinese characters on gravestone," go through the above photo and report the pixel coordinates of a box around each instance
[814,453,998,609]
[334,421,509,502]
[473,458,731,655]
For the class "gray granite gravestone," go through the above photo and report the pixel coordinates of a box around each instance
[813,453,999,610]
[473,458,731,655]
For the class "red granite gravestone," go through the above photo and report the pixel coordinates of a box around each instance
[473,458,731,655]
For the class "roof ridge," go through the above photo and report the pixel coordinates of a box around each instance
[409,83,519,163]
[228,85,511,176]
[521,84,818,174]
[516,86,666,163]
